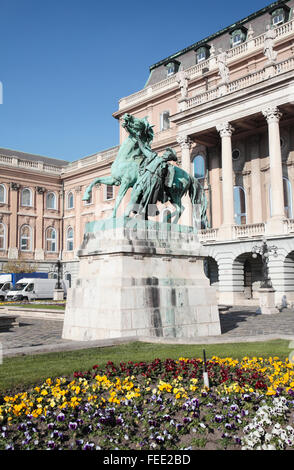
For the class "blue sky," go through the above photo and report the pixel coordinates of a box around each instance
[0,0,274,162]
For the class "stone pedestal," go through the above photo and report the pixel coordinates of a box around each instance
[54,289,65,301]
[258,288,279,315]
[62,217,221,341]
[8,248,18,259]
[34,249,45,261]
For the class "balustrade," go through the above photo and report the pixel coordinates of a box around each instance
[118,19,294,110]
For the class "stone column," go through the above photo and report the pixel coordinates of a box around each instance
[177,135,193,227]
[75,186,82,248]
[216,122,235,240]
[262,106,285,235]
[209,147,222,228]
[250,136,263,224]
[8,184,19,259]
[35,188,45,260]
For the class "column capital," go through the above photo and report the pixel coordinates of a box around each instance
[177,134,193,150]
[262,106,282,124]
[216,122,234,138]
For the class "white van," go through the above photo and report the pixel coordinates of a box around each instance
[0,275,12,301]
[6,278,60,301]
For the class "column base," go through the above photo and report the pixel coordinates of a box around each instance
[218,291,235,305]
[258,288,279,315]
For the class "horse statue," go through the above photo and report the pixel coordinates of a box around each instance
[83,113,208,228]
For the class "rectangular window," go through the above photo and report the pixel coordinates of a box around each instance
[0,185,5,203]
[165,61,180,77]
[105,185,114,200]
[195,46,209,64]
[232,34,242,46]
[273,13,284,25]
[197,51,206,62]
[160,111,170,131]
[21,237,30,251]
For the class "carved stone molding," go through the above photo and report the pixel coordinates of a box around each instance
[36,186,45,194]
[10,182,20,191]
[176,135,193,150]
[262,106,282,124]
[216,122,234,138]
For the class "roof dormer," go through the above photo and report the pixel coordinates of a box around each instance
[229,25,248,48]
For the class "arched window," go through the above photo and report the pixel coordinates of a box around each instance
[21,188,32,207]
[0,223,6,250]
[46,192,56,210]
[234,186,247,225]
[45,227,57,252]
[283,178,293,219]
[20,225,32,251]
[67,191,74,209]
[193,155,205,180]
[269,178,293,219]
[0,184,6,203]
[66,227,74,251]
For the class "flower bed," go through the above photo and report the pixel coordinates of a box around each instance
[0,356,294,450]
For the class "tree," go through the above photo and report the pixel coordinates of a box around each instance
[1,260,38,274]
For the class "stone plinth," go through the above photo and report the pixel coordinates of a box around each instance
[258,288,279,315]
[62,217,221,341]
[54,289,65,301]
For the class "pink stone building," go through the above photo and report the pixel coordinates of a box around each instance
[1,0,294,305]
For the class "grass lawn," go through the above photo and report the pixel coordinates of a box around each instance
[0,339,291,394]
[14,303,65,310]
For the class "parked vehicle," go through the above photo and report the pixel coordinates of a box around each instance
[6,278,64,301]
[0,272,48,301]
[0,276,12,301]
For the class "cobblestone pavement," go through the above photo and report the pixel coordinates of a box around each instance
[0,306,294,356]
[220,306,294,337]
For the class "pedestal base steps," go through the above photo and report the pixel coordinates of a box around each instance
[62,217,221,341]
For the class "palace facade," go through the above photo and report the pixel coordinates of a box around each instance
[1,0,294,305]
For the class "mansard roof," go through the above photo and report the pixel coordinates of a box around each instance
[149,0,292,72]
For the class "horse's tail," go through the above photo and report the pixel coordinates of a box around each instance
[188,176,209,229]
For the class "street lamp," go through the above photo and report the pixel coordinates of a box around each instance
[50,254,63,290]
[55,259,63,290]
[251,238,278,289]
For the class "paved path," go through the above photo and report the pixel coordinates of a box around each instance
[0,306,294,357]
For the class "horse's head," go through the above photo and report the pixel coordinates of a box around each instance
[122,113,154,145]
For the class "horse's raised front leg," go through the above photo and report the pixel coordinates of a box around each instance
[82,176,119,202]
